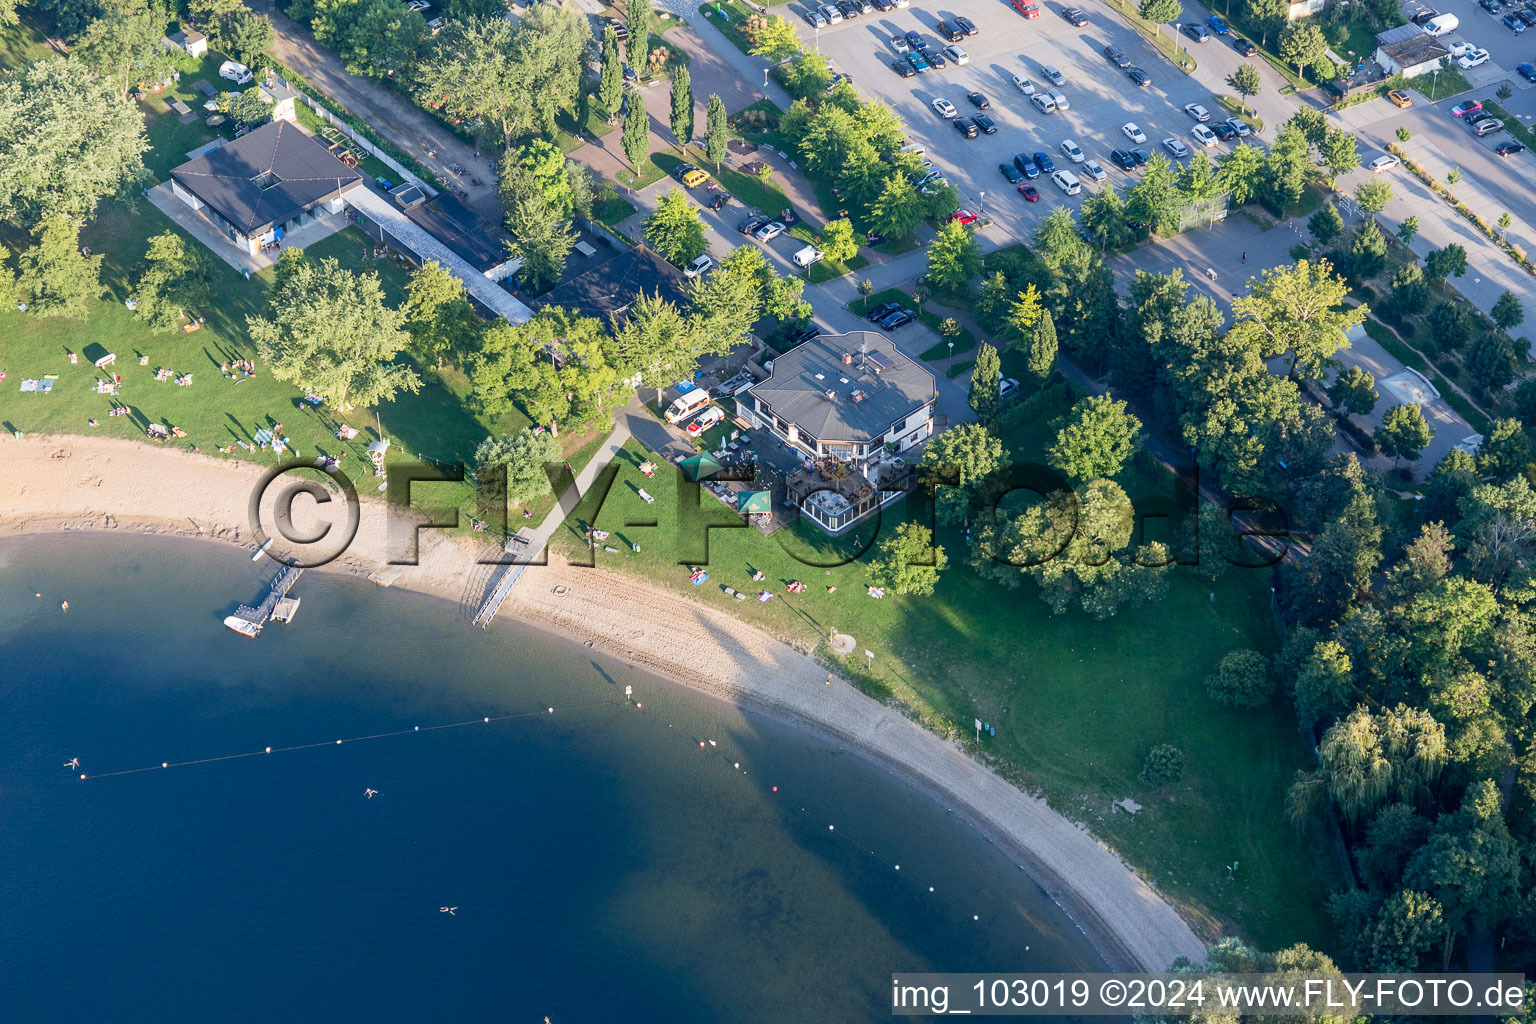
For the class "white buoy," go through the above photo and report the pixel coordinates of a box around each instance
[414,726,419,731]
[929,887,934,892]
[484,717,489,723]
[336,740,342,745]
[895,865,900,870]
[547,708,553,713]
[828,825,834,831]
[734,762,740,768]
[162,762,168,768]
[973,915,979,921]
[265,747,272,753]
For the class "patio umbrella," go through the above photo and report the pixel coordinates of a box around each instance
[680,451,721,481]
[738,490,772,515]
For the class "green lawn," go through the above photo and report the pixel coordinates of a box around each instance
[551,417,1341,949]
[699,0,759,59]
[0,10,56,68]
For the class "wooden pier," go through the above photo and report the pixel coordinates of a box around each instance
[226,564,305,637]
[472,529,534,629]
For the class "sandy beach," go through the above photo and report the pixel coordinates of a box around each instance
[0,431,1206,971]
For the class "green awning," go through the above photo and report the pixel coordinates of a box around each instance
[680,451,721,481]
[738,490,772,515]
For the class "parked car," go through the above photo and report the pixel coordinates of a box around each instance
[891,60,915,77]
[954,116,979,138]
[876,308,917,330]
[1050,169,1081,195]
[1388,89,1413,108]
[737,214,768,234]
[1183,23,1210,41]
[1060,138,1085,162]
[1184,102,1211,121]
[873,0,894,10]
[1046,89,1069,110]
[907,51,930,72]
[999,161,1024,183]
[1232,36,1257,56]
[921,47,947,68]
[1451,100,1483,117]
[904,29,924,48]
[1109,147,1138,170]
[944,44,970,64]
[684,254,714,278]
[1502,11,1527,30]
[1018,183,1040,201]
[955,16,978,34]
[1495,139,1527,155]
[864,301,902,322]
[1480,0,1503,9]
[1162,137,1190,158]
[891,34,910,52]
[1411,9,1439,25]
[1129,147,1150,166]
[950,209,979,225]
[1518,61,1536,81]
[1466,109,1494,125]
[836,0,859,18]
[1121,122,1147,143]
[1030,93,1056,113]
[1042,64,1066,85]
[806,8,828,27]
[1126,67,1151,87]
[681,168,710,187]
[1012,74,1037,95]
[1032,150,1055,173]
[1212,121,1237,141]
[1061,6,1087,24]
[1207,14,1229,33]
[753,221,785,241]
[1472,118,1505,136]
[1458,47,1491,67]
[1191,124,1218,147]
[818,3,843,22]
[791,245,823,268]
[785,323,822,346]
[999,377,1021,400]
[1226,116,1252,137]
[967,90,990,109]
[1014,152,1040,177]
[974,114,997,134]
[1448,40,1477,57]
[1369,154,1400,172]
[1104,43,1129,67]
[937,19,964,40]
[219,60,253,84]
[1011,0,1042,16]
[1082,159,1106,181]
[932,97,957,118]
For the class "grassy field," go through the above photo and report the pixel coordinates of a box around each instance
[549,399,1341,949]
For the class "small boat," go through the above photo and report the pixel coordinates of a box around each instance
[224,614,262,638]
[251,538,273,561]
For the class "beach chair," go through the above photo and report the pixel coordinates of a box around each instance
[638,488,655,503]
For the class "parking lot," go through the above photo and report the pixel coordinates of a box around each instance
[795,0,1251,235]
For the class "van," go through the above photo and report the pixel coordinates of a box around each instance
[681,168,710,187]
[1422,13,1458,34]
[1030,93,1056,114]
[1472,117,1504,136]
[664,388,712,424]
[792,245,824,268]
[1051,169,1082,195]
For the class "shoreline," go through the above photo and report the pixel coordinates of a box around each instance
[0,432,1205,971]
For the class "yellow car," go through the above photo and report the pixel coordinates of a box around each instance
[681,168,710,187]
[1387,89,1412,109]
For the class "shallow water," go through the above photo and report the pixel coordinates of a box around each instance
[0,533,1102,1022]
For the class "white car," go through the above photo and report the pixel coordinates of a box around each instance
[1447,41,1476,59]
[1060,139,1085,163]
[684,254,714,278]
[1121,122,1147,143]
[1370,154,1401,173]
[219,60,253,85]
[892,35,910,52]
[932,97,958,118]
[894,0,909,7]
[1162,136,1190,158]
[944,44,970,65]
[1082,159,1106,182]
[1046,89,1069,110]
[1184,102,1211,122]
[753,221,785,241]
[1458,48,1490,68]
[792,244,824,268]
[1011,74,1037,96]
[1191,124,1218,147]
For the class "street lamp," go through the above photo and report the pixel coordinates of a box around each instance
[979,190,986,221]
[763,67,770,98]
[948,340,954,366]
[815,25,821,54]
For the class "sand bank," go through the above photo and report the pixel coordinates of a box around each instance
[0,432,1205,970]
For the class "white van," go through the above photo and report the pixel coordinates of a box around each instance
[1422,13,1458,35]
[219,60,253,85]
[792,245,824,268]
[1030,93,1056,114]
[664,388,712,424]
[1051,169,1082,195]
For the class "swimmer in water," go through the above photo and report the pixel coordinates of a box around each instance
[365,788,378,798]
[64,757,80,770]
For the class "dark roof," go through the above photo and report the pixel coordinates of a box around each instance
[533,245,687,319]
[169,121,362,237]
[404,191,511,272]
[748,331,934,444]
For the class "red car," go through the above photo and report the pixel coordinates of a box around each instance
[1450,100,1483,118]
[1018,183,1040,201]
[1010,0,1042,17]
[950,209,979,225]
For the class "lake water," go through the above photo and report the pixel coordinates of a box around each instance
[0,534,1103,1022]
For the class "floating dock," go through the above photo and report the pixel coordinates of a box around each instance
[225,564,305,638]
[473,529,534,629]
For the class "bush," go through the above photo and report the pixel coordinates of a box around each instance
[1140,744,1186,786]
[1205,648,1275,708]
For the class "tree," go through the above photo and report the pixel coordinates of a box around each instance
[778,50,831,99]
[1309,203,1344,245]
[1048,394,1142,482]
[1398,215,1419,245]
[216,9,276,68]
[919,423,1008,526]
[468,322,542,417]
[223,88,274,128]
[0,58,149,229]
[1365,891,1444,971]
[1205,648,1274,708]
[669,65,693,148]
[818,218,859,264]
[1319,127,1360,183]
[747,14,800,63]
[1216,143,1267,206]
[1137,0,1180,32]
[1287,704,1447,824]
[74,1,176,101]
[766,274,812,324]
[403,261,477,368]
[1124,153,1180,234]
[869,172,924,240]
[133,230,211,332]
[246,250,420,410]
[704,93,728,168]
[1405,786,1522,964]
[868,522,947,596]
[1265,124,1311,207]
[624,0,651,65]
[1079,187,1128,254]
[1397,125,1412,143]
[622,84,650,169]
[1491,290,1525,331]
[1467,333,1518,392]
[1391,263,1430,315]
[505,182,576,293]
[1378,403,1432,466]
[925,218,982,291]
[1228,64,1261,114]
[1355,178,1393,216]
[1295,639,1355,729]
[1347,220,1389,282]
[473,428,561,509]
[1140,744,1185,785]
[1427,301,1473,352]
[340,0,427,79]
[1425,244,1467,281]
[1279,20,1328,79]
[597,23,624,120]
[688,251,765,357]
[1230,258,1364,380]
[1475,417,1528,480]
[1175,152,1221,203]
[1028,310,1058,383]
[613,291,691,402]
[1497,211,1512,240]
[969,343,1001,422]
[643,190,706,266]
[1328,365,1379,417]
[15,216,103,318]
[1007,283,1043,338]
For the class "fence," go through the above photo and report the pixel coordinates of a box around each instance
[300,97,436,196]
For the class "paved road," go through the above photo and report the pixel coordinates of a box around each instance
[247,0,503,222]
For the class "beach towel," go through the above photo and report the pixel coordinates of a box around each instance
[20,379,53,393]
[757,592,773,602]
[691,572,708,586]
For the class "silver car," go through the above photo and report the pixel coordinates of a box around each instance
[753,221,786,241]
